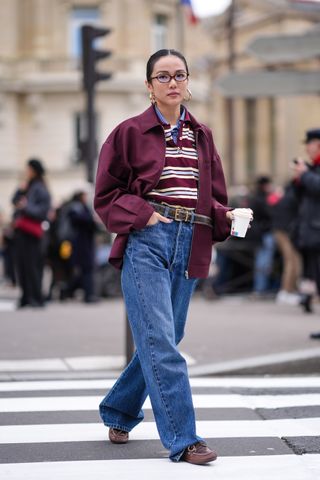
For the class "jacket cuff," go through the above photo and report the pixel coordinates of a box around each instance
[132,200,155,230]
[212,205,231,242]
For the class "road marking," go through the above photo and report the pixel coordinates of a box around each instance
[1,393,320,412]
[189,347,320,376]
[1,376,320,392]
[1,418,320,444]
[0,300,15,312]
[0,455,319,480]
[0,352,195,373]
[0,378,320,476]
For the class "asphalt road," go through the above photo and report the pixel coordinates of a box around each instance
[0,288,319,377]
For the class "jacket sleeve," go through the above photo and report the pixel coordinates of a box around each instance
[209,132,231,242]
[300,170,320,197]
[23,183,51,221]
[94,127,154,234]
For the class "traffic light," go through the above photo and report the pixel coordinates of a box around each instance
[80,24,112,183]
[81,25,112,91]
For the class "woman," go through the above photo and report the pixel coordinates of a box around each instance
[13,158,51,307]
[94,49,234,465]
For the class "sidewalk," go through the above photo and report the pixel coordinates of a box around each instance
[0,282,320,379]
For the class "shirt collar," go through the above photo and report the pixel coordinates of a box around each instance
[154,105,186,128]
[139,106,203,135]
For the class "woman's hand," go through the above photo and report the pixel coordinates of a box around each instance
[226,211,234,224]
[292,158,308,178]
[226,209,254,228]
[146,211,173,226]
[16,196,27,210]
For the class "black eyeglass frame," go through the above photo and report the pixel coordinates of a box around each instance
[150,72,189,83]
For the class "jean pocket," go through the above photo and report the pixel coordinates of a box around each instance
[140,221,161,232]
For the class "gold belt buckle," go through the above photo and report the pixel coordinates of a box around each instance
[174,208,189,222]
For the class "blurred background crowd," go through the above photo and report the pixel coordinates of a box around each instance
[0,0,320,318]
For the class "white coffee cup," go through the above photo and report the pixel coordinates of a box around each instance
[230,208,253,238]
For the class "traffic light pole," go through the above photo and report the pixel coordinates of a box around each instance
[81,25,112,183]
[85,85,96,184]
[81,24,134,366]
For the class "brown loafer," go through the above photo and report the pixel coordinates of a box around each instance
[108,427,129,444]
[181,441,218,465]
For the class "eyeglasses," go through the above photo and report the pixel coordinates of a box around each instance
[150,72,189,83]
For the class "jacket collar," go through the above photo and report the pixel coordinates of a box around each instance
[138,105,206,135]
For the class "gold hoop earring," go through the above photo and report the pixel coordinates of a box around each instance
[184,88,192,102]
[149,92,156,105]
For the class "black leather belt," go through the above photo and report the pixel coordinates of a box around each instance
[148,201,213,228]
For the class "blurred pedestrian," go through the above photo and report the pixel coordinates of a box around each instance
[12,158,51,308]
[45,205,73,302]
[291,128,320,320]
[1,221,16,286]
[248,176,275,296]
[272,183,301,305]
[67,189,97,303]
[94,49,235,465]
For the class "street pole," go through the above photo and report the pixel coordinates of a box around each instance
[80,25,135,363]
[85,82,96,184]
[226,0,236,186]
[176,0,185,51]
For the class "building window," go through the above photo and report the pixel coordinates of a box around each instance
[152,14,168,51]
[69,7,100,58]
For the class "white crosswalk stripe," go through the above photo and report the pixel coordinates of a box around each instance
[0,300,15,312]
[1,392,320,412]
[1,418,320,444]
[0,377,319,479]
[1,456,320,480]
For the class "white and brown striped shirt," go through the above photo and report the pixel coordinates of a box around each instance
[146,108,199,210]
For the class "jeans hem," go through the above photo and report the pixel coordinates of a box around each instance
[105,423,131,433]
[169,434,204,462]
[169,449,185,462]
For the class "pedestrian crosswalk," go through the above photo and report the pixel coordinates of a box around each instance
[0,376,320,479]
[0,300,15,312]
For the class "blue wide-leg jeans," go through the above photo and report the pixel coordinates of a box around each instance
[99,216,203,461]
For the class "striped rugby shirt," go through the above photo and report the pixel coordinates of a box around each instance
[145,106,198,210]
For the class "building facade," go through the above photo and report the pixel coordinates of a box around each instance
[0,0,212,218]
[205,0,320,187]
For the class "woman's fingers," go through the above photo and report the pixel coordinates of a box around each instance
[146,211,173,226]
[157,213,173,223]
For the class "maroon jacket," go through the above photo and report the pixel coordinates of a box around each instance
[94,105,230,278]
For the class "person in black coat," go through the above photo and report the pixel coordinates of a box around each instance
[12,158,51,307]
[292,128,320,321]
[67,190,97,303]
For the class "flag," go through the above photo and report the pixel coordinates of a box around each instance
[180,0,199,25]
